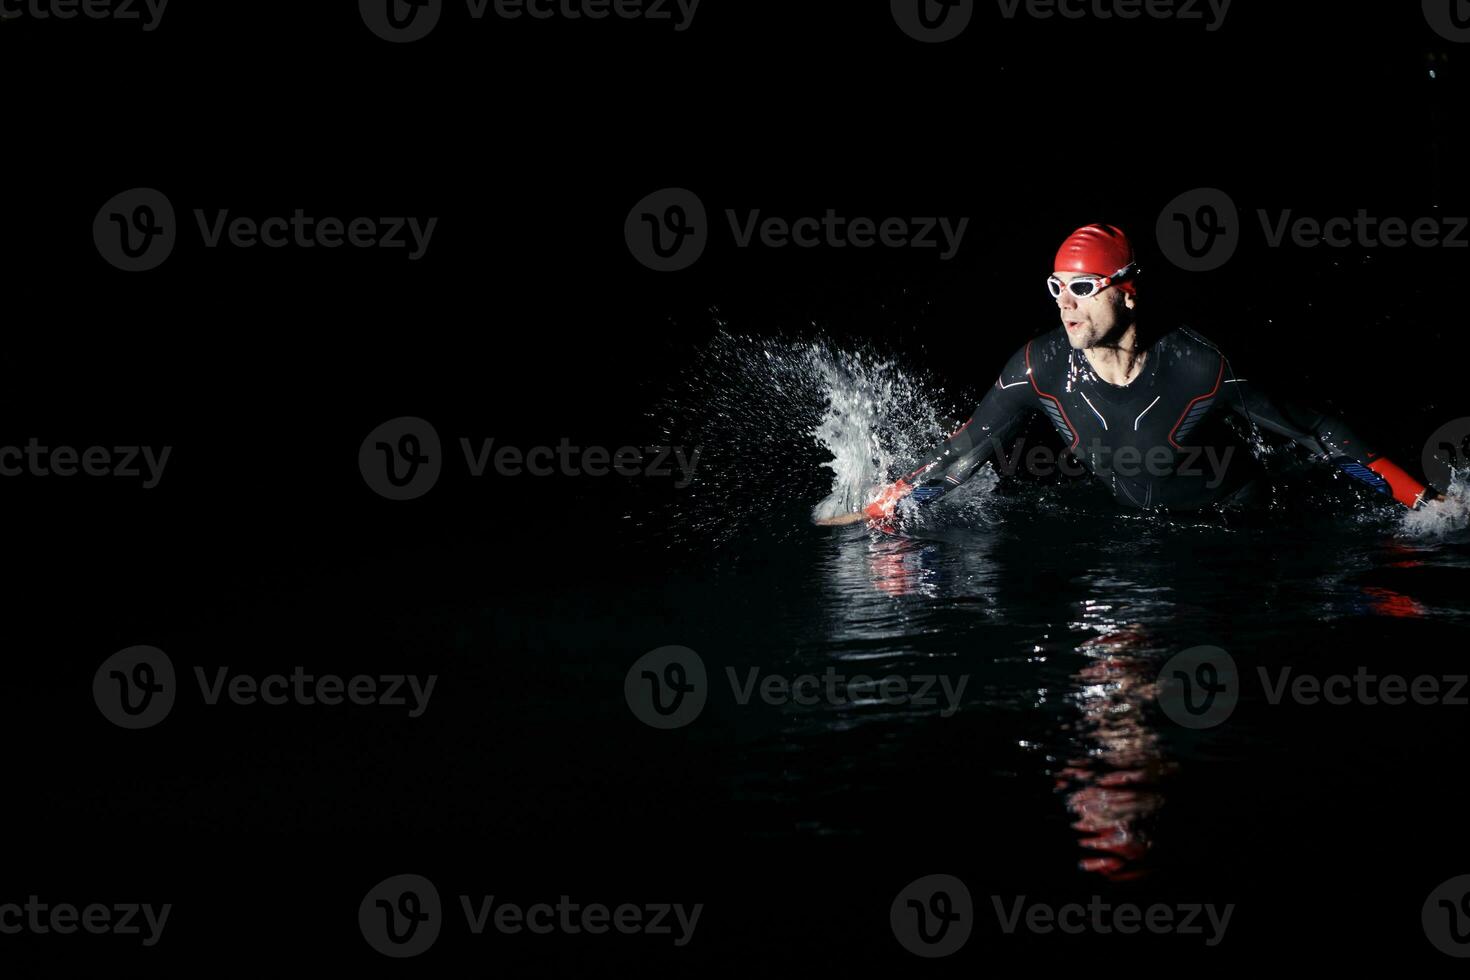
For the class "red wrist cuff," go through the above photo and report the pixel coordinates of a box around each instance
[1368,458,1428,509]
[864,479,913,520]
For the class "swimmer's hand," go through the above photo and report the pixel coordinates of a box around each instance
[813,512,870,526]
[814,480,915,527]
[1405,484,1440,511]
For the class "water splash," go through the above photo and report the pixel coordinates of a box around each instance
[1398,465,1470,538]
[647,331,973,546]
[805,345,976,523]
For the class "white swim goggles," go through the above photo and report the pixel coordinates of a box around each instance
[1046,261,1139,299]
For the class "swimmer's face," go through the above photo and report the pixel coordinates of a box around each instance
[1054,273,1136,349]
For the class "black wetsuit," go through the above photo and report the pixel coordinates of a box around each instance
[890,326,1412,512]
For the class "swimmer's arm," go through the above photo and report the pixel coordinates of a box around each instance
[1225,378,1432,509]
[816,347,1036,526]
[811,424,998,526]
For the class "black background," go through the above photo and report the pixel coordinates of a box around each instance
[3,0,1469,972]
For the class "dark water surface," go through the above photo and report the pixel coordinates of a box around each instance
[9,451,1470,973]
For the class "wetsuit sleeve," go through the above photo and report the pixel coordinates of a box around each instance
[864,345,1036,519]
[1225,379,1431,508]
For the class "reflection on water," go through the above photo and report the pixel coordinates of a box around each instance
[1055,598,1174,882]
[814,526,1181,879]
[800,512,1468,881]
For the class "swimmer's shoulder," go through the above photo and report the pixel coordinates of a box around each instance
[1002,326,1069,385]
[1157,325,1228,387]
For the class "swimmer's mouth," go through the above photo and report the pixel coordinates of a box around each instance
[1064,319,1083,331]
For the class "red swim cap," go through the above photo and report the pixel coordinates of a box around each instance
[1054,223,1137,295]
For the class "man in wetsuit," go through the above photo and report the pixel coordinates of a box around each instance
[816,224,1434,526]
